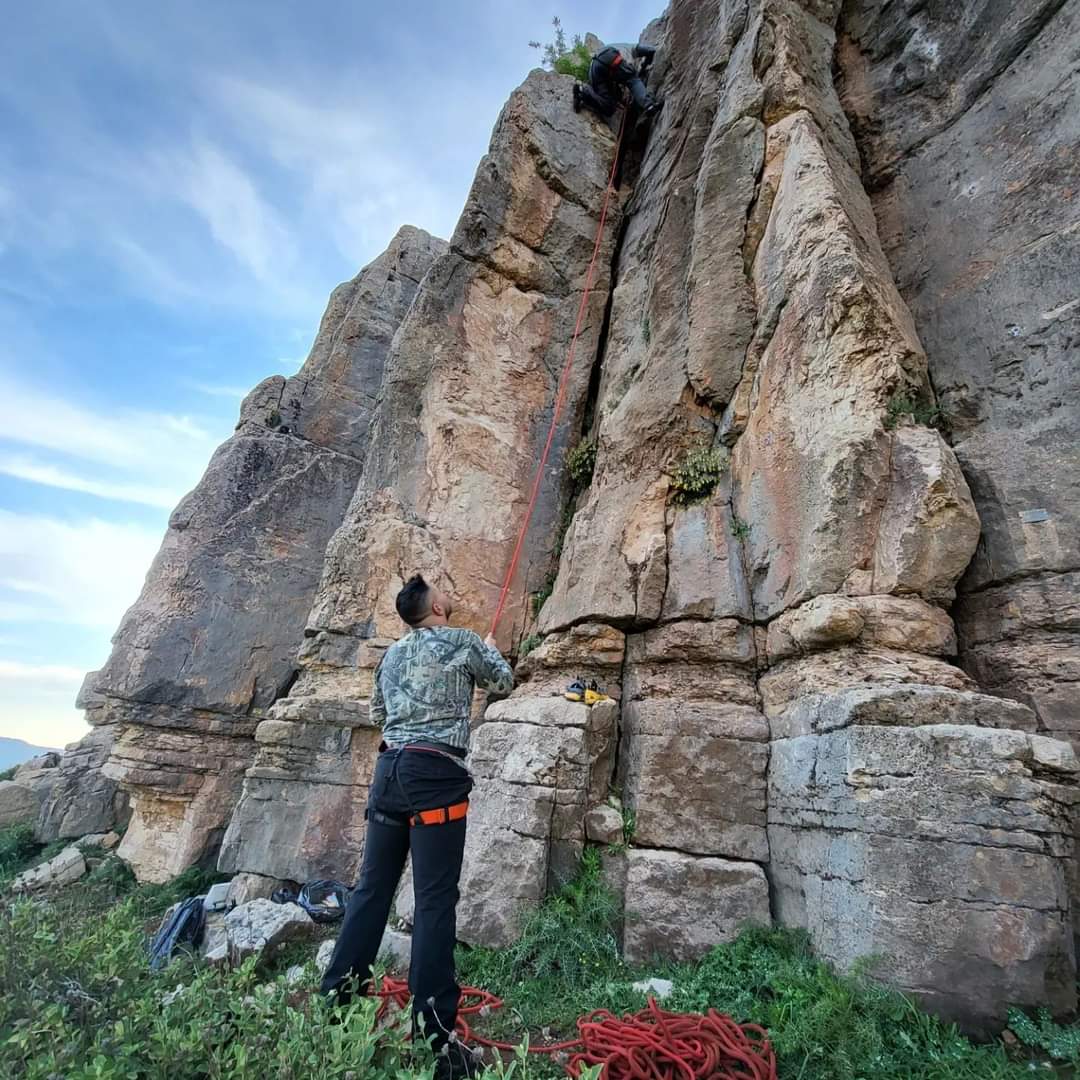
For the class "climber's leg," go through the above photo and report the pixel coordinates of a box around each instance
[577,60,618,117]
[319,754,410,1004]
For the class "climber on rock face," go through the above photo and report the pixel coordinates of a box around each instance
[573,39,660,119]
[319,573,513,1080]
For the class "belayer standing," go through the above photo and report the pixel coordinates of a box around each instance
[573,40,661,119]
[320,573,514,1080]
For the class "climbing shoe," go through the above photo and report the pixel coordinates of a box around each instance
[434,1041,482,1080]
[572,83,582,113]
[584,680,613,706]
[564,678,585,703]
[644,97,663,118]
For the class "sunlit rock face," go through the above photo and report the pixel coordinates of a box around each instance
[59,0,1079,1031]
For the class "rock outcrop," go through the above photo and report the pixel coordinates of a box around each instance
[58,226,443,880]
[218,70,624,885]
[49,0,1080,1033]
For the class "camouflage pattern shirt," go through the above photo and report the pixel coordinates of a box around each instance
[369,626,515,752]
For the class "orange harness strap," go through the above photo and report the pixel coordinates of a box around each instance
[410,800,469,827]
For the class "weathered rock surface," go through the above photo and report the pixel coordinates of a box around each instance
[75,227,442,882]
[0,781,40,828]
[203,898,315,966]
[13,844,87,892]
[623,850,770,965]
[836,0,1080,740]
[452,697,618,946]
[35,721,129,842]
[222,69,625,886]
[770,723,1078,1031]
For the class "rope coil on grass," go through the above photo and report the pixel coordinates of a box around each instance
[375,977,778,1079]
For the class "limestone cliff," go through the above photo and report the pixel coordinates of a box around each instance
[38,227,444,878]
[40,0,1080,1033]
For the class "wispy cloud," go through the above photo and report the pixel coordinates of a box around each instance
[184,380,249,400]
[0,510,162,629]
[0,660,85,686]
[0,455,180,509]
[0,370,217,507]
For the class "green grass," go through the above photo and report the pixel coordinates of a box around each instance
[0,827,1075,1079]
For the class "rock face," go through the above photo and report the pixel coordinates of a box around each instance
[72,227,443,881]
[219,69,624,886]
[835,0,1080,940]
[0,781,41,828]
[50,0,1079,1034]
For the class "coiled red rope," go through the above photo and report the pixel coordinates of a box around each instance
[375,977,778,1079]
[487,107,629,639]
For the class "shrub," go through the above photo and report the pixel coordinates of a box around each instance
[0,823,40,881]
[0,765,17,781]
[730,515,751,541]
[519,634,543,658]
[566,438,597,490]
[884,391,946,431]
[670,445,727,505]
[530,578,554,618]
[529,16,591,82]
[1007,1006,1080,1068]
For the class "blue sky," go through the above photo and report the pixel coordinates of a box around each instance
[0,1,659,749]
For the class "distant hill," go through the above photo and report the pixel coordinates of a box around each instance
[0,737,60,771]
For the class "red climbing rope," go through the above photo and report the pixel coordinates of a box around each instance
[487,107,630,639]
[374,977,778,1080]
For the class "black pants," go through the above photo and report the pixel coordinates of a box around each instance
[320,746,473,1048]
[579,54,653,118]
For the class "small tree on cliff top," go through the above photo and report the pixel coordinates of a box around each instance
[529,16,591,81]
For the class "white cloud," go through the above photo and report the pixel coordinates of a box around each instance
[0,510,162,628]
[0,455,181,508]
[0,370,219,507]
[0,660,85,686]
[165,138,295,286]
[184,380,249,399]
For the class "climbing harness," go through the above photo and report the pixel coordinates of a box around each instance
[374,977,778,1080]
[488,107,630,638]
[409,800,469,827]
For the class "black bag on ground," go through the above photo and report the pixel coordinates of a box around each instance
[297,879,349,922]
[148,896,206,970]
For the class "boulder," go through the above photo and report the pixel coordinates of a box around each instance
[584,804,624,846]
[13,845,87,892]
[769,722,1078,1032]
[623,850,770,965]
[204,898,315,966]
[0,781,40,828]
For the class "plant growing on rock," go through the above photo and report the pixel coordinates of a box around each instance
[566,438,597,490]
[884,391,947,431]
[518,634,543,658]
[529,16,591,81]
[669,445,727,505]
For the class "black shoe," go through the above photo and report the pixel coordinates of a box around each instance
[434,1041,481,1080]
[644,97,663,117]
[572,83,582,113]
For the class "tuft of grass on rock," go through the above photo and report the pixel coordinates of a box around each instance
[670,445,727,505]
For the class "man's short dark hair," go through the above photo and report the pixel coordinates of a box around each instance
[396,574,432,626]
